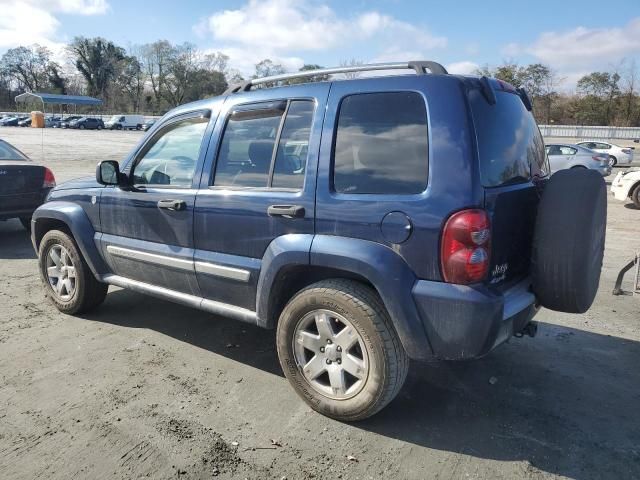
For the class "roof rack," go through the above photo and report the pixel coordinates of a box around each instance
[222,60,448,95]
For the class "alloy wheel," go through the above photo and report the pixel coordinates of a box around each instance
[46,244,77,301]
[293,309,369,400]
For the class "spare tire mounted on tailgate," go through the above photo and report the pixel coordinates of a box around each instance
[532,169,606,313]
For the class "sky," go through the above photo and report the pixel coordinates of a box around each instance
[0,0,639,89]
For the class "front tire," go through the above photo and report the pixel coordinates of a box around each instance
[276,279,409,421]
[38,230,108,314]
[631,183,640,208]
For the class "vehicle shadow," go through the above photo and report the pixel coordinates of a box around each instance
[82,288,282,376]
[83,290,640,480]
[623,203,639,210]
[0,219,36,259]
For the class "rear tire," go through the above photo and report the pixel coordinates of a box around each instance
[609,155,617,166]
[38,229,108,314]
[276,279,409,421]
[532,169,606,313]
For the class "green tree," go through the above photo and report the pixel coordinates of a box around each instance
[68,37,127,100]
[577,72,620,125]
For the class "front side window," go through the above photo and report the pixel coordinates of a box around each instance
[132,116,209,187]
[214,100,314,189]
[332,92,429,195]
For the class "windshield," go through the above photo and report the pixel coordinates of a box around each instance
[470,89,548,187]
[109,115,120,122]
[0,140,28,160]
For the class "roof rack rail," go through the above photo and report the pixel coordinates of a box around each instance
[222,60,448,96]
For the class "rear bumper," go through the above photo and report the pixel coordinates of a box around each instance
[0,191,48,220]
[412,277,538,360]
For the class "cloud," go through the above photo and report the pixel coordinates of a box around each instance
[506,18,640,70]
[197,0,446,75]
[446,61,479,75]
[0,0,109,52]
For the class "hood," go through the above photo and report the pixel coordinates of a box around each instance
[52,175,103,191]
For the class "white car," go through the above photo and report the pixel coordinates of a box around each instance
[545,144,612,176]
[576,141,634,166]
[611,168,640,207]
[104,114,144,131]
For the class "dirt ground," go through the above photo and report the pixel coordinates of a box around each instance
[0,128,639,480]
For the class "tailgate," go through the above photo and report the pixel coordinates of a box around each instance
[468,79,548,287]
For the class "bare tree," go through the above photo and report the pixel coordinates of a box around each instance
[339,58,364,79]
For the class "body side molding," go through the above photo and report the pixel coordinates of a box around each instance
[101,274,258,324]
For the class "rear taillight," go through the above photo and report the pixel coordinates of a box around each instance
[441,209,491,284]
[622,148,632,154]
[43,167,56,188]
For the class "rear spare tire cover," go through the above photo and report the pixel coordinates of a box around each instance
[531,169,606,313]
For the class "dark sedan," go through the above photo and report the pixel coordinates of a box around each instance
[0,116,26,127]
[0,139,55,230]
[141,119,156,131]
[57,116,83,128]
[69,117,104,130]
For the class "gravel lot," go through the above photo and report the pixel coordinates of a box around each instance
[1,128,639,480]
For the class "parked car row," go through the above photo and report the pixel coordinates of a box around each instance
[545,143,612,176]
[546,140,635,177]
[0,114,157,131]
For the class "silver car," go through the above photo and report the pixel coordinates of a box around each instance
[545,144,612,176]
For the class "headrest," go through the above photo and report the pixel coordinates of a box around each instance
[248,140,274,171]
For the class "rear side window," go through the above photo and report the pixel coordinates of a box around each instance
[214,100,314,189]
[333,92,429,195]
[470,90,547,187]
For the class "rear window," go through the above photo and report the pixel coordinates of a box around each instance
[332,92,428,195]
[470,89,547,187]
[0,140,27,160]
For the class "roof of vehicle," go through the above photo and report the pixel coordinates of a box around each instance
[162,60,532,121]
[577,141,616,146]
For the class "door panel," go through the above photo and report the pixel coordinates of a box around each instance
[193,83,330,309]
[99,112,212,295]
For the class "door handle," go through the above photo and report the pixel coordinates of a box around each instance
[157,199,187,211]
[267,204,305,218]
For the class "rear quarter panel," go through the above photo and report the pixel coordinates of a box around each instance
[315,75,481,281]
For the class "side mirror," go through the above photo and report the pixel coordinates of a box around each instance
[96,160,121,186]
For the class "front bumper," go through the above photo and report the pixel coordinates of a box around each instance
[412,277,538,360]
[610,172,634,201]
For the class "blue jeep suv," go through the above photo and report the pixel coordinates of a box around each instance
[31,61,606,420]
